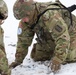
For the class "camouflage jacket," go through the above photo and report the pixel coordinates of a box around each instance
[18,2,75,63]
[0,0,8,47]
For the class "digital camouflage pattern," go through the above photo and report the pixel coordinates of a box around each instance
[12,0,76,71]
[0,0,11,75]
[13,0,33,19]
[0,0,8,20]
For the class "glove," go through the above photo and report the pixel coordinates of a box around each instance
[9,61,21,68]
[50,57,62,73]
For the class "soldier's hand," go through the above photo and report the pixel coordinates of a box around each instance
[9,61,21,68]
[0,19,4,25]
[50,57,61,73]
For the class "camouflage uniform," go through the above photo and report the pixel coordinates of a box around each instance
[0,0,11,75]
[11,0,76,72]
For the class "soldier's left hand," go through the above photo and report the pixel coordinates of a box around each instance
[50,58,61,73]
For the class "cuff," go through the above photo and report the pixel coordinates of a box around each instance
[52,56,63,63]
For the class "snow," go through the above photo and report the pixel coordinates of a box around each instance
[1,0,76,75]
[5,36,76,75]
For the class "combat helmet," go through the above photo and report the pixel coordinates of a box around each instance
[13,0,34,20]
[0,0,8,20]
[55,0,61,4]
[55,0,59,2]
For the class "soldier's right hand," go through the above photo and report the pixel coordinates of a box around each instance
[50,59,61,73]
[49,57,62,73]
[9,61,21,68]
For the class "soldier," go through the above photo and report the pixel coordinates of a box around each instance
[10,0,76,73]
[0,0,11,75]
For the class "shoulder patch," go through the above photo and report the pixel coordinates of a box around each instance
[54,25,63,32]
[52,24,65,36]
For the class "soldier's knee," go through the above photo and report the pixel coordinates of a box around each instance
[32,50,51,61]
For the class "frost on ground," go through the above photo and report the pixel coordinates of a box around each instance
[4,35,76,75]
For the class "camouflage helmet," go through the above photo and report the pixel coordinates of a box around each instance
[13,0,34,20]
[55,0,59,2]
[0,0,8,20]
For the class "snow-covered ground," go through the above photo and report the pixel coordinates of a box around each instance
[1,0,76,75]
[5,38,76,75]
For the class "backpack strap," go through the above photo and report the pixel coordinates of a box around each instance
[30,3,73,29]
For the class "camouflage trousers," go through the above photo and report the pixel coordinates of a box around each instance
[0,27,11,75]
[0,46,11,75]
[31,42,55,61]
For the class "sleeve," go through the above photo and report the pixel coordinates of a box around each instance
[43,10,70,63]
[17,20,35,47]
[15,20,35,62]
